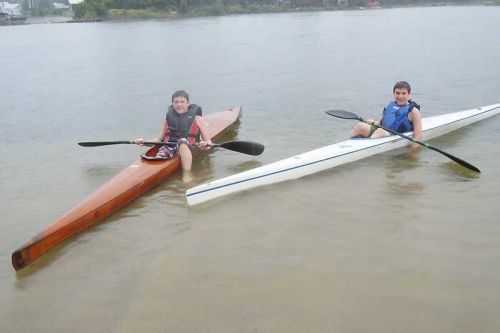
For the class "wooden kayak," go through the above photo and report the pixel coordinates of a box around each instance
[12,106,242,271]
[186,103,500,206]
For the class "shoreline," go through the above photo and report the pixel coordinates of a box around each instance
[2,2,490,26]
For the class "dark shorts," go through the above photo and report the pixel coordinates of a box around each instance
[156,138,191,159]
[368,124,377,137]
[155,145,176,159]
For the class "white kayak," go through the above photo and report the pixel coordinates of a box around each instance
[187,103,500,206]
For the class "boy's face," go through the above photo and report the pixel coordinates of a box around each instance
[393,88,410,105]
[172,96,190,113]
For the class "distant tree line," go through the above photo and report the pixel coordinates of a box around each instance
[6,0,483,19]
[70,0,481,19]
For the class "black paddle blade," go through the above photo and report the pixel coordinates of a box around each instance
[372,125,481,173]
[217,141,265,156]
[431,146,481,173]
[78,141,132,147]
[325,110,362,121]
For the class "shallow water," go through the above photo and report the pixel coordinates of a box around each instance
[1,6,500,332]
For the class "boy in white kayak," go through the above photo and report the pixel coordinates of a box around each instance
[350,81,422,150]
[134,90,212,182]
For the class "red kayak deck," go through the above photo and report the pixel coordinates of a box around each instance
[12,106,242,271]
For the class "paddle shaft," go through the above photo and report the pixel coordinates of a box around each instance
[78,140,264,156]
[78,141,176,147]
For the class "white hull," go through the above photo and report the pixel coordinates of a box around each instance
[187,103,500,206]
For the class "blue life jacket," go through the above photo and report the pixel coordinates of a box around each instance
[381,101,419,133]
[165,104,202,144]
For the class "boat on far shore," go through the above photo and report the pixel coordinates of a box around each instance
[0,12,27,25]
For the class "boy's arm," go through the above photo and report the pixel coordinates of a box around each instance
[156,120,169,142]
[195,116,212,147]
[409,108,422,150]
[367,118,381,125]
[133,120,169,145]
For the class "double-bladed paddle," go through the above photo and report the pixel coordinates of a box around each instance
[78,140,265,156]
[325,109,480,173]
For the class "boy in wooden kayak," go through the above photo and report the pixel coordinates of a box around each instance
[350,81,422,150]
[134,90,212,181]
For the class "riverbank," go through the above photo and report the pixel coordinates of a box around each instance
[76,0,489,21]
[0,14,27,25]
[2,2,490,26]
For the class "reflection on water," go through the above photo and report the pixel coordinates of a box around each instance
[385,176,426,196]
[384,150,426,196]
[82,165,125,177]
[439,162,481,180]
[228,159,263,172]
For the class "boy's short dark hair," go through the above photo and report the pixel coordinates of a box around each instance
[172,90,190,102]
[393,81,411,93]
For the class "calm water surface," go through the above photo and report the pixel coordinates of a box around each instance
[1,6,500,333]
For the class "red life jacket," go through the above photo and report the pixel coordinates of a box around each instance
[165,104,202,144]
